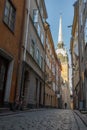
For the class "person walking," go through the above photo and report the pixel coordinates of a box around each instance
[64,103,67,109]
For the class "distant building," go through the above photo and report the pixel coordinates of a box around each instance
[44,22,62,108]
[56,16,70,109]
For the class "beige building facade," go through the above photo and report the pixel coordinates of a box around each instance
[78,0,87,110]
[71,0,87,110]
[17,0,48,108]
[16,0,61,109]
[70,1,79,109]
[83,0,87,110]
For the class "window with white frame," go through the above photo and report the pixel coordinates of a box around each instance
[74,40,79,56]
[3,0,16,31]
[40,7,43,18]
[37,24,40,37]
[84,19,87,45]
[36,48,40,64]
[33,9,38,23]
[30,40,35,58]
[46,37,48,45]
[80,12,83,26]
[48,42,50,50]
[49,61,51,70]
[52,82,55,91]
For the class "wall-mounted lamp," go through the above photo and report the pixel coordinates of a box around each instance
[67,25,72,28]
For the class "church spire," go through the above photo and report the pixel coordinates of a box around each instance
[57,15,64,48]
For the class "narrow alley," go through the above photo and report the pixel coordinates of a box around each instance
[0,0,87,130]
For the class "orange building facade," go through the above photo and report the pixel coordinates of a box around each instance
[0,0,25,108]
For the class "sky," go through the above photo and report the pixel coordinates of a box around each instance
[45,0,76,53]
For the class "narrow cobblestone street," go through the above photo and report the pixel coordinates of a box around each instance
[0,109,87,130]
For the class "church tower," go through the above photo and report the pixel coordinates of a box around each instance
[56,16,70,108]
[56,16,69,82]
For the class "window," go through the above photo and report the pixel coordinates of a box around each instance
[80,12,83,26]
[40,56,43,69]
[30,40,35,58]
[41,33,44,44]
[37,24,40,36]
[74,41,79,56]
[46,38,48,45]
[3,0,16,31]
[84,0,86,3]
[84,19,87,45]
[36,48,40,64]
[33,9,38,23]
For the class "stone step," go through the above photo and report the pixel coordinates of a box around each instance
[0,107,10,113]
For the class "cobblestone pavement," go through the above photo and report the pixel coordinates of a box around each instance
[0,109,87,130]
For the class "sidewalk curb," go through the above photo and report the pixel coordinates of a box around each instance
[74,110,87,127]
[0,108,47,117]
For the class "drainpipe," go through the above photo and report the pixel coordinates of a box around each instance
[14,0,26,101]
[23,0,30,61]
[20,0,30,99]
[14,0,31,107]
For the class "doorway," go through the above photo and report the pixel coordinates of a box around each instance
[39,82,42,107]
[0,56,8,107]
[21,70,29,105]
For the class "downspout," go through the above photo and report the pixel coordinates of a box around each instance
[20,0,31,98]
[23,0,30,61]
[14,0,26,101]
[14,0,31,104]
